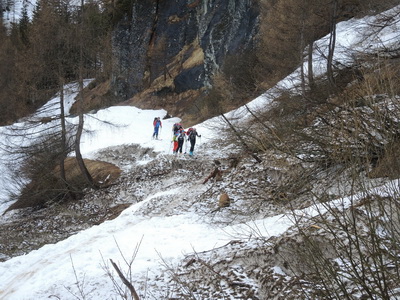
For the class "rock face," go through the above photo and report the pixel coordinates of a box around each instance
[111,0,259,112]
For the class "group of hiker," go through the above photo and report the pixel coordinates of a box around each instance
[152,117,201,156]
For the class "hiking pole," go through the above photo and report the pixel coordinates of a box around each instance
[168,141,173,153]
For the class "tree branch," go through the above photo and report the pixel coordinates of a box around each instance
[110,259,140,300]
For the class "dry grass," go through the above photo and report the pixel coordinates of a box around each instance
[56,157,121,188]
[5,158,121,213]
[69,79,114,115]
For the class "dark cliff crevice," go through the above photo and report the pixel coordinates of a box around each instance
[145,0,160,89]
[148,0,160,48]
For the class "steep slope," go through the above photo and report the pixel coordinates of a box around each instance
[111,0,259,106]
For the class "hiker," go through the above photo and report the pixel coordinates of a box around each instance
[172,132,179,153]
[171,123,181,153]
[175,128,186,154]
[172,122,182,135]
[153,117,162,139]
[187,128,201,156]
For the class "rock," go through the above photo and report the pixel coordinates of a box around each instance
[218,193,230,207]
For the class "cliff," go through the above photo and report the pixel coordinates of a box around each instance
[111,0,259,121]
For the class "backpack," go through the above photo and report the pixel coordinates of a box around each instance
[186,128,193,136]
[188,128,197,140]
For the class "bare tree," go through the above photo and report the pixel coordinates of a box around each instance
[74,0,97,188]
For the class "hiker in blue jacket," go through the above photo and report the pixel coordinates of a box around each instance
[152,117,162,139]
[187,128,201,156]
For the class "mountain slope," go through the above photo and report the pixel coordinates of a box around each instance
[0,4,400,299]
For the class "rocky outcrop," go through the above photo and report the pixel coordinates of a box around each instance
[111,0,259,116]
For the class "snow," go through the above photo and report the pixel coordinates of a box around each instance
[0,5,400,300]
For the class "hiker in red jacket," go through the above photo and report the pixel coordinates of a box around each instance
[173,128,186,154]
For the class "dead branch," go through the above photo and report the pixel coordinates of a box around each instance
[203,167,222,184]
[110,259,140,300]
[220,113,262,163]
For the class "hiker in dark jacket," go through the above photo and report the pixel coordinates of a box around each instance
[187,128,201,156]
[175,128,186,154]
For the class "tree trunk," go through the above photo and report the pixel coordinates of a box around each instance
[327,0,338,88]
[74,0,97,188]
[299,20,306,96]
[59,79,76,199]
[75,76,97,188]
[308,41,315,89]
[59,80,67,186]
